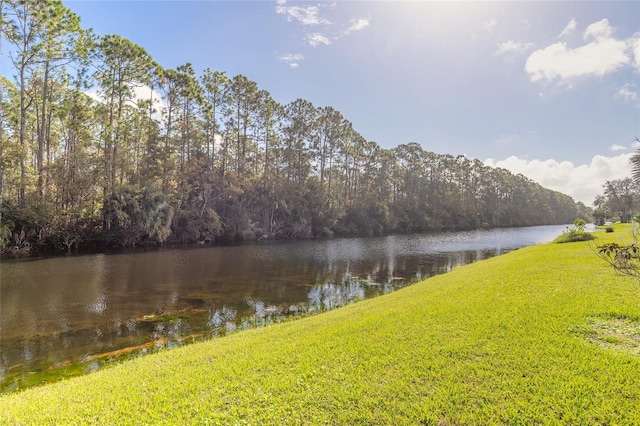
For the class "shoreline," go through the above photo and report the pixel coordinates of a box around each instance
[1,224,638,423]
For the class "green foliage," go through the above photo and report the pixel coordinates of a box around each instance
[598,178,638,223]
[554,231,595,244]
[171,207,222,244]
[0,203,12,248]
[0,0,584,254]
[553,218,595,243]
[0,201,45,255]
[50,208,101,252]
[596,223,640,280]
[592,206,611,226]
[632,139,640,186]
[335,200,390,236]
[103,186,174,246]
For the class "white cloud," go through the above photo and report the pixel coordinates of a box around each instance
[276,1,329,26]
[483,154,633,206]
[615,83,639,103]
[630,34,640,71]
[558,19,577,38]
[85,84,166,121]
[276,1,369,50]
[610,144,629,152]
[583,18,613,41]
[275,0,370,52]
[525,40,629,82]
[496,40,535,55]
[525,19,631,83]
[84,87,101,104]
[343,18,369,36]
[278,53,304,68]
[307,33,332,47]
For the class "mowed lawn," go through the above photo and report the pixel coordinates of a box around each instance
[1,224,639,424]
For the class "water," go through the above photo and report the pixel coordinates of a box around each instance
[0,225,568,392]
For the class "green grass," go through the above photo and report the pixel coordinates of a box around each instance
[1,223,640,424]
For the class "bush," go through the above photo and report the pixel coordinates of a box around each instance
[103,186,174,246]
[554,231,595,243]
[597,242,640,279]
[553,219,595,243]
[605,227,614,233]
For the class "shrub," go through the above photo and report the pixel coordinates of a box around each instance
[597,242,640,279]
[553,219,595,243]
[103,186,174,246]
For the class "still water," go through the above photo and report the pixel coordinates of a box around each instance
[0,225,569,392]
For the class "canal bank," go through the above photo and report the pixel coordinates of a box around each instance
[1,225,638,424]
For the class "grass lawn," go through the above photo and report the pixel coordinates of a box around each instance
[1,224,639,424]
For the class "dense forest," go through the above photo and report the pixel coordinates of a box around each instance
[0,0,582,256]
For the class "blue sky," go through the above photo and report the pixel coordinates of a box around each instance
[65,0,640,205]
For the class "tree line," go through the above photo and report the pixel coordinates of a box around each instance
[0,0,581,255]
[592,174,640,226]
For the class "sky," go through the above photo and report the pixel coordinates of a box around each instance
[64,0,640,206]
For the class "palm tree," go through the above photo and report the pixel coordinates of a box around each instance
[631,138,640,186]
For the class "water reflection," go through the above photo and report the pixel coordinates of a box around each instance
[0,225,568,392]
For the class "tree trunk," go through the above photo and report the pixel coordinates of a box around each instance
[19,51,27,204]
[0,4,3,206]
[37,60,50,198]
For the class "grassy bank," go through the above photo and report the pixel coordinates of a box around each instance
[1,224,639,424]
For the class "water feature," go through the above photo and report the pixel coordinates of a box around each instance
[0,224,569,392]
